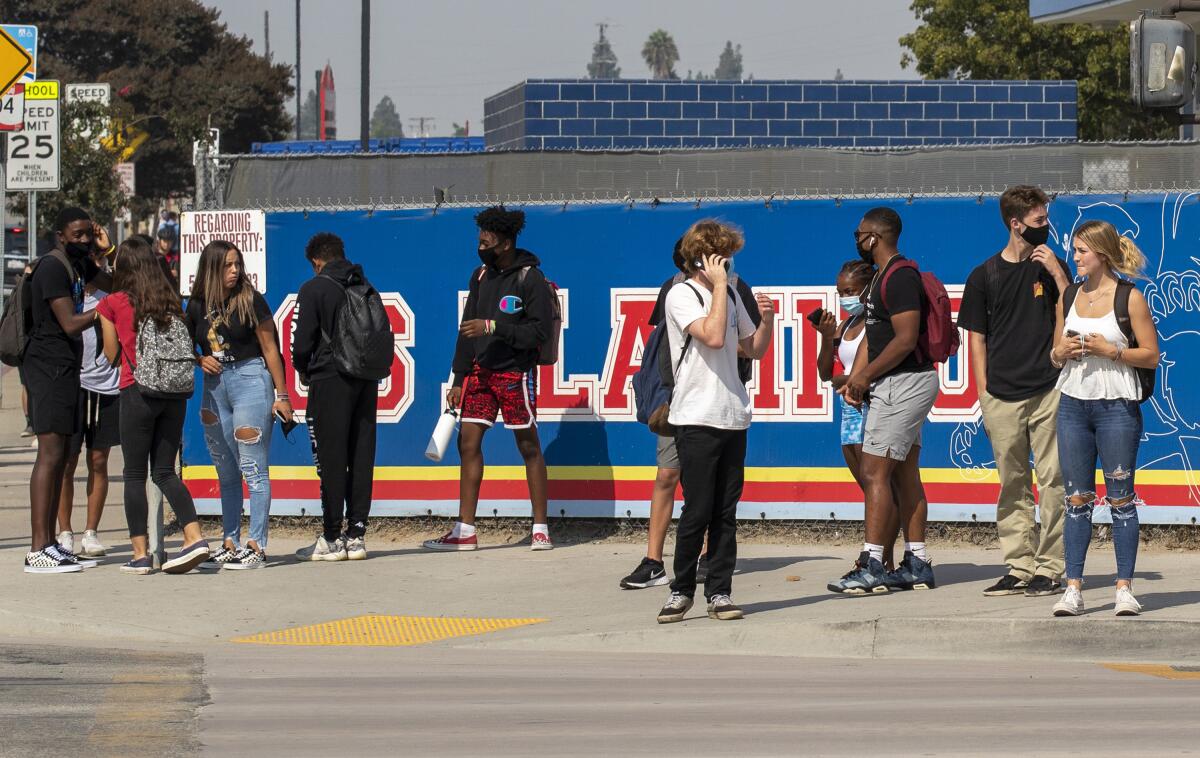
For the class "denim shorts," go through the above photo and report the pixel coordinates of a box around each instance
[839,395,865,447]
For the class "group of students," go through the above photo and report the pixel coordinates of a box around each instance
[618,185,1156,623]
[19,207,379,575]
[20,195,1160,624]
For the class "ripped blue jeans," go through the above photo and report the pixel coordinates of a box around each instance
[201,357,274,549]
[1056,394,1142,581]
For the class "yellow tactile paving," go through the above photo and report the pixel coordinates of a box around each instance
[1102,663,1200,680]
[232,614,547,647]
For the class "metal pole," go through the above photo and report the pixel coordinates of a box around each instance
[26,191,35,262]
[361,0,370,151]
[265,10,271,61]
[0,138,6,406]
[295,0,302,140]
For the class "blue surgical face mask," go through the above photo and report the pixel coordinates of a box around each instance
[840,295,865,316]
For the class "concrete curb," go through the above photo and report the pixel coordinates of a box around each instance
[466,615,1200,664]
[0,605,211,645]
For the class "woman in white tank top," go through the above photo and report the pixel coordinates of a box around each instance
[1048,220,1159,618]
[815,259,901,570]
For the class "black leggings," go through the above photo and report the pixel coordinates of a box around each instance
[119,386,197,538]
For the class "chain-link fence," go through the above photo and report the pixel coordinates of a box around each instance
[193,140,1200,211]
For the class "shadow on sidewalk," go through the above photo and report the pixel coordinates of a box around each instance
[734,555,838,576]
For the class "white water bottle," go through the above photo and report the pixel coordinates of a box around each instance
[425,409,459,462]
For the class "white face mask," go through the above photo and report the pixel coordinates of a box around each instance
[840,295,865,316]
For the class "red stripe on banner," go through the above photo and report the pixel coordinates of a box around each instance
[185,478,1200,506]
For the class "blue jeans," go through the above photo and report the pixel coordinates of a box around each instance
[1056,394,1142,581]
[201,357,274,549]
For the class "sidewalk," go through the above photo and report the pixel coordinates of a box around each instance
[2,431,1198,664]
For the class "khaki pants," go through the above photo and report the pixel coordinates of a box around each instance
[979,387,1065,580]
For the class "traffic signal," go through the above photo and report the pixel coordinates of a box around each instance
[1130,13,1196,109]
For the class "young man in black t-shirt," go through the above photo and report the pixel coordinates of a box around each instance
[23,208,111,574]
[829,207,940,595]
[957,185,1071,598]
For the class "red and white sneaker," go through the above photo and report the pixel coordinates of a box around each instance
[530,532,554,551]
[422,531,478,551]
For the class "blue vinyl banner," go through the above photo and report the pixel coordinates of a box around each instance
[182,193,1200,524]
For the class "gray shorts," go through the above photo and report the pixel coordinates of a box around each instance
[862,370,939,462]
[655,434,680,469]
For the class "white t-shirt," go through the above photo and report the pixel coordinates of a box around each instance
[665,279,757,430]
[80,288,120,395]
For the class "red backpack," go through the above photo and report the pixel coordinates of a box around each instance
[880,260,960,364]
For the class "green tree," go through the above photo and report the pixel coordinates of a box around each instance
[642,29,680,80]
[298,89,319,140]
[587,23,621,78]
[15,100,128,231]
[14,0,294,204]
[900,0,1173,140]
[452,122,469,137]
[714,41,743,80]
[370,96,404,139]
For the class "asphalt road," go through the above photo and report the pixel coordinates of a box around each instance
[4,640,1200,757]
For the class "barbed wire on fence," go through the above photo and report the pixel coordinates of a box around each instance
[189,141,1200,212]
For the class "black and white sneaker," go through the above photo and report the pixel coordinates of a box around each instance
[620,557,668,589]
[223,547,266,570]
[983,574,1029,596]
[706,594,744,621]
[24,548,83,574]
[47,543,98,569]
[1024,575,1063,597]
[199,544,238,571]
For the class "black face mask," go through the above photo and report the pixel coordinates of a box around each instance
[64,241,92,259]
[477,244,499,267]
[855,234,875,264]
[1020,223,1050,248]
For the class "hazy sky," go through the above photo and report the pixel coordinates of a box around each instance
[204,0,921,140]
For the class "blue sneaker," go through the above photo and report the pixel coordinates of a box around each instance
[827,552,890,595]
[884,551,936,591]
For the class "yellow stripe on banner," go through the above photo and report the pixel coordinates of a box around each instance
[1102,663,1200,680]
[182,465,1200,486]
[232,614,546,647]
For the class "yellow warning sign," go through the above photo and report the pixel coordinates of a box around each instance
[25,80,57,100]
[232,614,547,647]
[0,28,32,95]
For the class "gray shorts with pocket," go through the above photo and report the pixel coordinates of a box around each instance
[655,433,680,469]
[862,370,940,462]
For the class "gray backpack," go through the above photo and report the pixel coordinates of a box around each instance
[131,315,195,398]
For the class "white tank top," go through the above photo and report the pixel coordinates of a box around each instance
[1056,300,1140,401]
[838,317,866,372]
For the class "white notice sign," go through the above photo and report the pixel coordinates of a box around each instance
[5,80,59,190]
[179,210,267,295]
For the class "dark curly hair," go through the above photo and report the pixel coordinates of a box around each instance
[474,206,526,242]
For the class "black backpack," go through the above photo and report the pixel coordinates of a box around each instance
[0,250,72,367]
[1062,279,1155,403]
[319,272,394,381]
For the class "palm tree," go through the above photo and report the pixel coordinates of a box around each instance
[642,30,680,80]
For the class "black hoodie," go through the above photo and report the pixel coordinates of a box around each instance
[452,249,553,387]
[292,258,368,382]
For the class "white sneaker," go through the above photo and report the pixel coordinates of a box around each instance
[346,536,367,561]
[656,592,694,624]
[56,531,74,555]
[80,530,107,557]
[1115,586,1142,616]
[295,535,347,562]
[1052,585,1085,617]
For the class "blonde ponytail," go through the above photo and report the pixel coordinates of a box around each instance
[1115,236,1147,280]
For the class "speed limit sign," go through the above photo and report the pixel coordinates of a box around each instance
[5,79,59,191]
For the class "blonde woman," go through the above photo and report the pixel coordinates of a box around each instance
[1050,221,1159,617]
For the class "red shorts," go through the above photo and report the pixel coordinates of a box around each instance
[460,365,538,429]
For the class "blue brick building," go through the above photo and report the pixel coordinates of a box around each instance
[484,79,1078,150]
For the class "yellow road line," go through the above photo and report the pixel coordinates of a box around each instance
[232,614,547,647]
[1102,663,1200,680]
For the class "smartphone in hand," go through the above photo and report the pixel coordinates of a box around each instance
[807,307,827,328]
